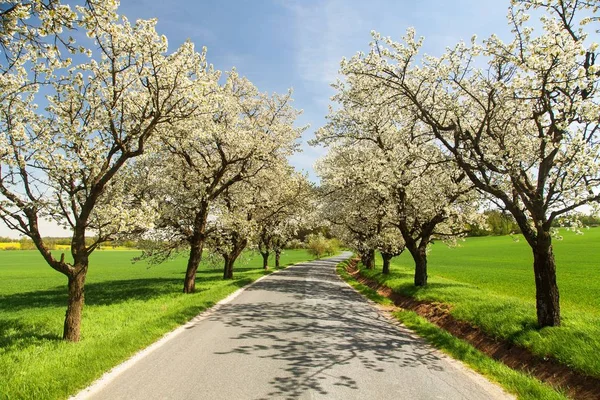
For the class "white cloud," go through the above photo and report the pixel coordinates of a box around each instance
[289,143,328,182]
[283,0,367,85]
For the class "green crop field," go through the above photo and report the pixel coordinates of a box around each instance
[0,248,315,399]
[360,228,600,380]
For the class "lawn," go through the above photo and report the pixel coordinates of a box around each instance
[359,228,600,379]
[0,248,315,399]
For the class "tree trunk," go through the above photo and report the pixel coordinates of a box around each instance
[406,243,427,286]
[63,268,87,341]
[361,249,375,269]
[275,250,281,268]
[223,255,234,280]
[381,253,392,275]
[360,249,375,269]
[532,233,561,327]
[414,249,427,286]
[184,241,203,293]
[223,237,248,279]
[183,207,208,293]
[261,251,269,270]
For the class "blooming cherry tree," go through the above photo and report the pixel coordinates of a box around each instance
[141,70,304,293]
[204,160,310,278]
[0,2,208,341]
[341,0,600,326]
[317,143,404,272]
[316,75,479,284]
[206,184,256,279]
[254,167,314,269]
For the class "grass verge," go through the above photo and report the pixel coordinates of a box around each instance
[336,260,568,400]
[0,249,314,399]
[363,228,600,379]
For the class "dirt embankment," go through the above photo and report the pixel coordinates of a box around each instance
[343,260,600,400]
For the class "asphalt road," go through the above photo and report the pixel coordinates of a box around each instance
[79,252,513,400]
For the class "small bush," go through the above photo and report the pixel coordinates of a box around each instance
[306,234,339,258]
[18,238,36,250]
[326,238,341,255]
[285,239,305,249]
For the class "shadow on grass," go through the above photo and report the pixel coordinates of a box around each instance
[0,272,263,352]
[364,270,414,280]
[0,272,254,312]
[0,318,61,350]
[370,275,546,339]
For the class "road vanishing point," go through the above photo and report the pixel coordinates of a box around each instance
[76,252,513,400]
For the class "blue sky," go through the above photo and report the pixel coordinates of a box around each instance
[120,0,512,178]
[1,0,515,238]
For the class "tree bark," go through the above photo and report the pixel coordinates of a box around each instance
[183,208,208,293]
[275,249,281,268]
[361,249,375,269]
[223,256,235,280]
[532,232,561,327]
[511,212,561,328]
[381,253,393,275]
[261,251,269,270]
[366,249,375,269]
[183,240,203,293]
[406,243,428,286]
[223,237,248,279]
[63,267,87,341]
[413,249,427,286]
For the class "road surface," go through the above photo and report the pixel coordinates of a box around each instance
[78,252,513,400]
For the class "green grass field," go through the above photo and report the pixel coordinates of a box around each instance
[360,228,600,379]
[0,248,315,399]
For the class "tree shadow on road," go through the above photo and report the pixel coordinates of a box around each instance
[202,256,447,399]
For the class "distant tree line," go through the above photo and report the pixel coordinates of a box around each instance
[552,213,600,228]
[467,211,600,237]
[0,237,141,249]
[468,211,521,237]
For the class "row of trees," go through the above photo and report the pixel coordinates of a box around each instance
[6,208,600,245]
[315,0,600,328]
[0,1,315,341]
[2,0,599,342]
